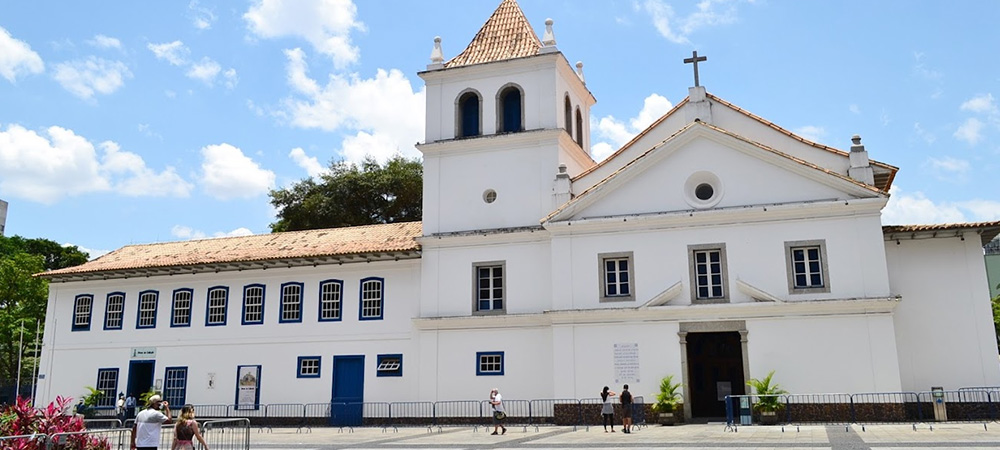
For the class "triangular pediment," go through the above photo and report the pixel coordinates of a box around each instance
[545,122,884,223]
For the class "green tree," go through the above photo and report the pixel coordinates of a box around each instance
[269,155,422,232]
[0,236,89,384]
[992,292,1000,350]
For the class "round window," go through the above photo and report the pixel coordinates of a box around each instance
[683,171,723,209]
[483,189,497,204]
[695,183,714,201]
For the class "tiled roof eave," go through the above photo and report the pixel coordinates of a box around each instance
[883,221,1000,246]
[39,249,423,283]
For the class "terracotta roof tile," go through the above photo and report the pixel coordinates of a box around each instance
[444,0,541,68]
[39,222,423,278]
[883,221,1000,245]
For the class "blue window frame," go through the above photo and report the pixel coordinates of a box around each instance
[279,282,303,323]
[499,85,523,133]
[95,368,118,407]
[171,288,192,328]
[297,356,321,378]
[376,354,402,377]
[136,290,158,329]
[72,294,93,331]
[163,366,188,406]
[103,292,124,330]
[205,286,229,326]
[476,351,504,376]
[458,91,481,137]
[359,277,384,321]
[241,284,266,325]
[318,280,343,322]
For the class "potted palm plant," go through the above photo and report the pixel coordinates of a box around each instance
[746,370,787,425]
[650,375,683,425]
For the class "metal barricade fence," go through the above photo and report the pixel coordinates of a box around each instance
[852,392,920,424]
[435,400,480,426]
[0,434,46,450]
[784,393,852,425]
[917,390,997,423]
[388,401,434,427]
[195,404,231,419]
[528,398,581,427]
[203,419,250,450]
[82,419,122,430]
[579,397,604,426]
[363,402,391,427]
[49,428,128,450]
[226,405,265,419]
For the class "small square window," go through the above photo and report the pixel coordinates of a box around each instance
[473,262,505,315]
[785,240,831,294]
[599,252,634,302]
[297,356,321,378]
[476,351,504,376]
[376,354,402,377]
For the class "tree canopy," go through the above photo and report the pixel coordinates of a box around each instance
[0,236,89,385]
[269,156,422,232]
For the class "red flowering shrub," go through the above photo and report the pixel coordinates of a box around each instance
[1,397,110,450]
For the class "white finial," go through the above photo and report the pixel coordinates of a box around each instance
[575,61,585,83]
[543,19,556,46]
[428,36,444,69]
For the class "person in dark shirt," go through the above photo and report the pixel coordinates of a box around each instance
[620,384,634,433]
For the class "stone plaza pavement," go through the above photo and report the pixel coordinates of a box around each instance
[245,422,1000,450]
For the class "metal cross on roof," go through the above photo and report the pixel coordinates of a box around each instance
[683,51,707,87]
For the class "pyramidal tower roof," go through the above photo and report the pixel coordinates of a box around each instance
[444,0,542,68]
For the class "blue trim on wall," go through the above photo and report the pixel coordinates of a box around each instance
[170,288,193,328]
[376,354,403,377]
[475,351,505,376]
[358,277,384,321]
[317,279,344,322]
[95,367,119,407]
[296,356,322,378]
[204,286,229,327]
[241,284,266,325]
[135,290,159,329]
[102,292,125,331]
[72,294,93,332]
[163,366,188,406]
[279,282,304,323]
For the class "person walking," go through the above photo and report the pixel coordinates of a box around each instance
[171,405,208,450]
[620,384,634,433]
[131,395,172,450]
[116,393,126,423]
[489,388,507,435]
[601,386,617,432]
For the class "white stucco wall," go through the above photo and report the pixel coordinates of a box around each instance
[885,234,1000,391]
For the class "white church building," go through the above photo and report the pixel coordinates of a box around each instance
[36,0,1000,421]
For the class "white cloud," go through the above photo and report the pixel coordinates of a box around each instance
[199,143,276,199]
[189,1,217,30]
[223,68,238,89]
[643,0,747,45]
[849,104,861,115]
[66,243,111,260]
[954,117,984,145]
[52,57,132,100]
[280,48,424,163]
[0,26,45,82]
[924,156,969,182]
[960,93,997,114]
[289,147,327,177]
[0,124,190,204]
[913,122,935,145]
[186,57,221,84]
[148,41,190,66]
[590,93,673,162]
[912,51,942,81]
[882,185,1000,225]
[171,225,254,240]
[792,125,826,143]
[89,34,122,50]
[244,0,365,68]
[99,141,193,197]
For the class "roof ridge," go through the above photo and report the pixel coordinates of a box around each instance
[444,0,541,68]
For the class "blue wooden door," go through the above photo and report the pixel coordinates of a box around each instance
[330,355,364,426]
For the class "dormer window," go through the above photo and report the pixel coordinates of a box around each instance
[458,91,481,138]
[564,95,573,136]
[575,107,583,146]
[498,85,523,133]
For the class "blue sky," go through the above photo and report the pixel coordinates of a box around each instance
[1,0,998,258]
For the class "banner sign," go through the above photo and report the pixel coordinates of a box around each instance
[235,365,261,410]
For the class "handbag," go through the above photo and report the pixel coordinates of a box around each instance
[493,411,506,420]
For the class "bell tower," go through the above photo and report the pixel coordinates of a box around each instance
[417,0,596,235]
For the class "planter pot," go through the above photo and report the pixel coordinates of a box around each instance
[657,412,676,426]
[758,410,778,425]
